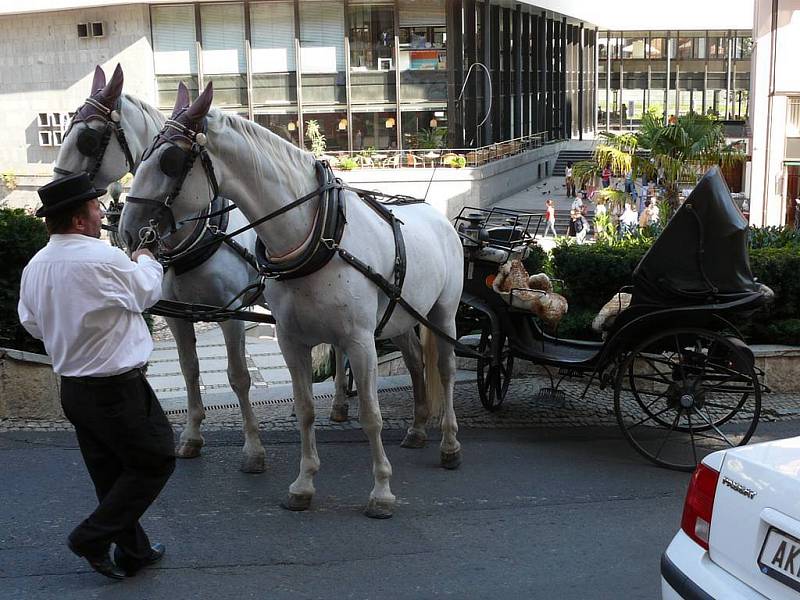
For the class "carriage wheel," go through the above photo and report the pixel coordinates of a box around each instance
[476,328,514,411]
[614,327,761,472]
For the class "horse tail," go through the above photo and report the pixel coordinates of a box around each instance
[421,326,443,420]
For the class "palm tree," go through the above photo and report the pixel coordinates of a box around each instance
[575,111,745,212]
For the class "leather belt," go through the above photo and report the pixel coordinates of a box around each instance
[61,367,144,385]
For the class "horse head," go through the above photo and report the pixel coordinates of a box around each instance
[121,82,216,252]
[53,64,135,188]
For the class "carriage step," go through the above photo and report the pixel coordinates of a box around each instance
[533,387,566,405]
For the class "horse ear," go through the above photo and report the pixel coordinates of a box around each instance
[100,63,124,104]
[172,82,190,117]
[91,65,106,94]
[186,81,213,122]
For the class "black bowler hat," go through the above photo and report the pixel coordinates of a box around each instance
[36,172,106,218]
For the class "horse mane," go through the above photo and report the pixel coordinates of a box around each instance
[208,109,316,197]
[122,93,165,132]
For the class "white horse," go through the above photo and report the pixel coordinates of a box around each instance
[52,65,273,471]
[123,83,464,518]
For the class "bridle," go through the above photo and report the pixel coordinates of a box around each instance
[53,95,137,182]
[125,111,221,253]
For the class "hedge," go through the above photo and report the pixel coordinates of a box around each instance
[0,208,47,353]
[550,239,800,345]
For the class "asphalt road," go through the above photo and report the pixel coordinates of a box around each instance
[1,422,796,600]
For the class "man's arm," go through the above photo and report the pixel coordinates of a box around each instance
[17,271,43,340]
[103,249,164,313]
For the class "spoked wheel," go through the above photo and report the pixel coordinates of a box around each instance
[614,327,761,472]
[476,327,514,411]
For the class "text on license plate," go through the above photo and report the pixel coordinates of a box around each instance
[759,527,800,593]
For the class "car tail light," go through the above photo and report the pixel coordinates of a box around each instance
[681,463,720,550]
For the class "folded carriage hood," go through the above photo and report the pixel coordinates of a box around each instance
[708,436,800,598]
[632,166,760,307]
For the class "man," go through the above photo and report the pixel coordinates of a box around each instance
[564,161,575,197]
[17,173,174,580]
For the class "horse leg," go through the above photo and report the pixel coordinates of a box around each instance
[428,307,462,470]
[345,335,395,519]
[329,347,350,422]
[219,319,266,473]
[169,317,205,458]
[394,330,428,449]
[279,339,319,511]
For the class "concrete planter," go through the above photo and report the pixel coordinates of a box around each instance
[0,348,63,420]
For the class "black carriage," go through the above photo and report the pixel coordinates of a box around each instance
[454,167,771,471]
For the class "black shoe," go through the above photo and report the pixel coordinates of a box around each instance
[115,543,166,577]
[67,540,125,581]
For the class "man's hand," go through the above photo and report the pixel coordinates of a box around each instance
[132,248,155,262]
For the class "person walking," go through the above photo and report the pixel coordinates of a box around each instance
[565,161,575,197]
[18,173,174,581]
[543,198,557,237]
[601,165,611,188]
[620,202,639,236]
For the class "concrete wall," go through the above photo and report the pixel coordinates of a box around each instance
[0,4,154,174]
[337,142,567,219]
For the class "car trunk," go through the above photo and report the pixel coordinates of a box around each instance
[709,437,800,598]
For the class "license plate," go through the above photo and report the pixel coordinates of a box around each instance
[758,526,800,593]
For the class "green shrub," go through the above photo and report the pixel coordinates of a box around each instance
[749,246,800,322]
[550,240,649,311]
[522,242,548,277]
[748,226,800,250]
[0,208,47,352]
[338,156,358,171]
[554,308,599,341]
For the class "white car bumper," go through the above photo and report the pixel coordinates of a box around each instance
[661,530,768,600]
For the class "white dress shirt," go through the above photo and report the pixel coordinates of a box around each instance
[18,234,164,377]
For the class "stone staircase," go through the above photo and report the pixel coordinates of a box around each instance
[553,149,594,176]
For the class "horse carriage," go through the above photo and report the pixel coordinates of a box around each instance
[453,167,771,472]
[52,65,771,518]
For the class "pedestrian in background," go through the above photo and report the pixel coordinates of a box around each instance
[565,161,575,197]
[543,198,558,237]
[602,165,611,188]
[620,202,639,236]
[17,173,174,581]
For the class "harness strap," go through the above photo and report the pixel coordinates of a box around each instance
[374,211,406,338]
[334,246,481,357]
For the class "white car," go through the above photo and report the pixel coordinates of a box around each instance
[662,436,800,599]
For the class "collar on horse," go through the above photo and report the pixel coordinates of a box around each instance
[54,95,137,181]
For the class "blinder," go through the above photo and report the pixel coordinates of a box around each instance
[76,126,105,157]
[159,144,191,178]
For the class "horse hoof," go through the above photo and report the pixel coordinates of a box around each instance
[176,439,203,459]
[440,449,462,470]
[281,493,313,512]
[329,405,349,422]
[364,498,394,519]
[240,451,266,474]
[400,431,426,449]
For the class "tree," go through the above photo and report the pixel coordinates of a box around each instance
[574,111,745,213]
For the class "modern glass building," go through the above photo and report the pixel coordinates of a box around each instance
[597,29,752,130]
[148,0,598,154]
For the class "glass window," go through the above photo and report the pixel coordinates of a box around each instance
[677,37,693,59]
[734,36,753,59]
[250,1,297,107]
[401,109,446,149]
[254,112,300,146]
[300,1,346,106]
[708,36,727,59]
[352,110,398,151]
[622,37,645,59]
[398,0,446,103]
[303,111,348,151]
[598,34,608,60]
[349,4,394,71]
[649,37,665,59]
[151,5,198,110]
[201,3,247,107]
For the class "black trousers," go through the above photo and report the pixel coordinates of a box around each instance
[60,369,175,563]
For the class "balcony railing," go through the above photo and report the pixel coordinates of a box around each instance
[322,131,552,170]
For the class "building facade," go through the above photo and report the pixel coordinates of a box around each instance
[0,0,598,176]
[597,29,752,130]
[749,0,800,227]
